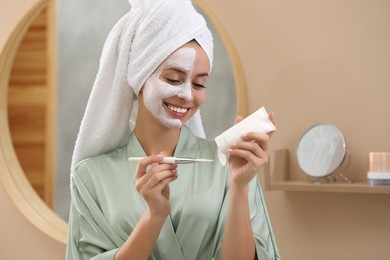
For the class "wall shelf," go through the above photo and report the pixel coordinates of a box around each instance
[264,149,390,194]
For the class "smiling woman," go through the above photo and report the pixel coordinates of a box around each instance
[56,0,247,221]
[0,0,247,249]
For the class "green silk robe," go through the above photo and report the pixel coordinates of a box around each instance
[66,126,281,260]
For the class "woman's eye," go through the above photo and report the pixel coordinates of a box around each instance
[192,83,205,89]
[167,78,181,84]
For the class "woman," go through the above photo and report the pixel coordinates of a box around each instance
[66,0,280,259]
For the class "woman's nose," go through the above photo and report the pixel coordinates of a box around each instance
[177,82,192,101]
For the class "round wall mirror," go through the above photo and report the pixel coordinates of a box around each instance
[296,123,347,178]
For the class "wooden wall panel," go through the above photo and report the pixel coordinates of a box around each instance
[7,7,54,207]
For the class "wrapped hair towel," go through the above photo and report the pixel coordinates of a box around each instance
[71,0,214,171]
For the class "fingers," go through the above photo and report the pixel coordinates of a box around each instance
[135,163,177,190]
[134,152,178,196]
[154,174,178,194]
[139,173,178,199]
[134,154,164,180]
[234,115,244,125]
[141,165,177,191]
[228,132,270,169]
[242,132,270,152]
[231,139,268,158]
[268,111,276,126]
[229,150,267,171]
[268,111,276,138]
[151,151,167,168]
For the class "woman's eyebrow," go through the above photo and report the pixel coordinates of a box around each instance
[196,72,209,77]
[163,67,209,78]
[164,67,188,74]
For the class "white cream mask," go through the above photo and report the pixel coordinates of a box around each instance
[142,47,196,129]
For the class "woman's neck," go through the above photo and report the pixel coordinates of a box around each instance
[134,120,181,157]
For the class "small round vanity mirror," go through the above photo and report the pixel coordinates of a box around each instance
[296,124,347,178]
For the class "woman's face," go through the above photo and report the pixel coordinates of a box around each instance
[141,41,210,129]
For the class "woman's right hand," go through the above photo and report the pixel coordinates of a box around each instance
[134,153,178,218]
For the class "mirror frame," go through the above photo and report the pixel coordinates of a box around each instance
[0,0,247,244]
[195,0,248,116]
[0,0,67,243]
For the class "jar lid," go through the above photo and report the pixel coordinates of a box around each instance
[367,171,390,179]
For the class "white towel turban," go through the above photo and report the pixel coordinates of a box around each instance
[71,0,214,171]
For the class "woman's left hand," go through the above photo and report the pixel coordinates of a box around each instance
[228,112,276,188]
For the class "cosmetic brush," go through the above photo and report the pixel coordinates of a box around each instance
[128,157,213,164]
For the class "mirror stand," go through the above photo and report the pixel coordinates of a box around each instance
[307,150,352,184]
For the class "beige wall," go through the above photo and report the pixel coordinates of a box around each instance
[208,0,390,259]
[0,186,65,259]
[1,0,389,259]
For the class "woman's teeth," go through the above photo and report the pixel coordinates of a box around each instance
[168,105,188,114]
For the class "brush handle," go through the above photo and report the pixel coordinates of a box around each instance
[128,157,213,164]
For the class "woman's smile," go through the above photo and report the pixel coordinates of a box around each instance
[165,103,190,117]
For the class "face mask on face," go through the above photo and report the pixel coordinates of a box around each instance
[142,47,196,128]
